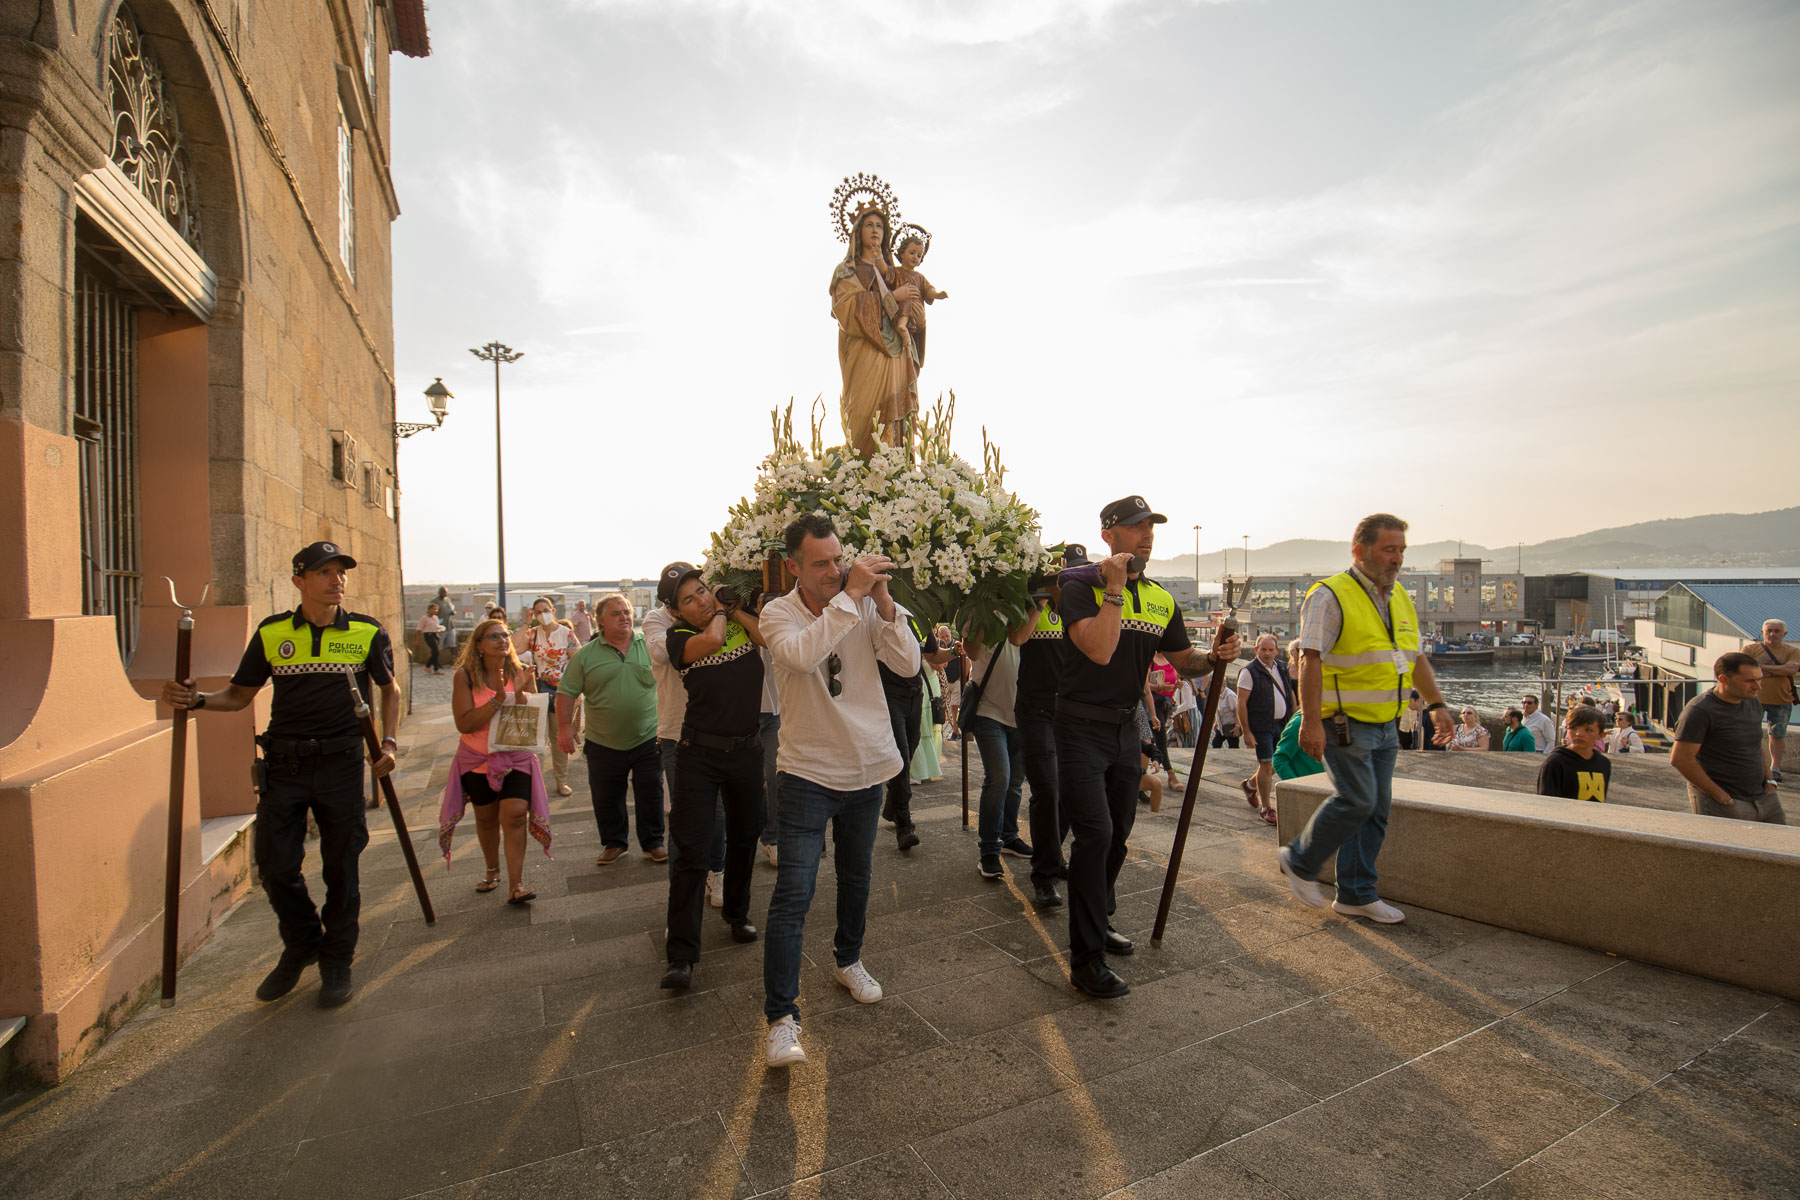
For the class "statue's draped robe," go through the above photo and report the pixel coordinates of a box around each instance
[832,259,917,458]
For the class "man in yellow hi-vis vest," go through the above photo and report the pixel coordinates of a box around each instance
[1278,514,1454,925]
[163,542,400,1008]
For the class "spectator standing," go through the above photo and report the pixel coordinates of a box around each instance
[516,596,580,796]
[968,635,1029,880]
[1237,634,1295,824]
[1744,619,1797,782]
[1280,514,1455,926]
[1519,694,1556,755]
[416,602,444,675]
[1538,707,1610,802]
[1603,712,1645,755]
[1448,706,1491,751]
[878,605,954,852]
[558,594,666,863]
[1670,652,1784,823]
[1500,707,1537,751]
[759,515,921,1067]
[1272,639,1325,783]
[1210,683,1241,749]
[1398,690,1421,750]
[571,599,594,644]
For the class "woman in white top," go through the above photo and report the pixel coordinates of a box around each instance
[514,596,582,795]
[1603,712,1645,754]
[416,602,445,675]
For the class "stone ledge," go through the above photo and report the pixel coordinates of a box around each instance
[1276,776,1800,1000]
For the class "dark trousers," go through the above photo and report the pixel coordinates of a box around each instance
[1054,712,1139,973]
[255,746,370,963]
[759,713,781,844]
[661,735,723,870]
[422,632,440,669]
[665,740,763,965]
[585,738,665,850]
[883,685,923,826]
[1212,727,1241,749]
[1017,705,1067,887]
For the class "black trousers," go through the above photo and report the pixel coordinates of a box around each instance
[1017,704,1067,887]
[666,740,763,965]
[255,746,369,963]
[585,738,665,850]
[883,685,923,825]
[1054,712,1139,973]
[423,631,440,669]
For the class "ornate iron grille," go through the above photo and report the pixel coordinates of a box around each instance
[108,4,203,253]
[75,259,142,667]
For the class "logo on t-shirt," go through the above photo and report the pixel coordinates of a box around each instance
[277,639,296,660]
[1577,771,1606,802]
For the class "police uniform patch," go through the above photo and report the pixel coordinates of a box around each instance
[277,639,296,659]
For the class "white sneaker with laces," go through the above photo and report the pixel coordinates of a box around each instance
[707,871,724,908]
[1332,898,1406,924]
[766,1015,805,1067]
[833,960,883,1004]
[1278,847,1325,909]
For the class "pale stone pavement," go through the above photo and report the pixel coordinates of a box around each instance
[1,665,1795,1198]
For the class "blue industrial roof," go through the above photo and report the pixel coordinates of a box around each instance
[1680,583,1800,640]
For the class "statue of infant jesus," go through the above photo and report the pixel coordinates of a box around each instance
[888,232,947,365]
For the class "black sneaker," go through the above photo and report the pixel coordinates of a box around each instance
[317,961,354,1008]
[897,825,920,853]
[1070,964,1130,999]
[1104,927,1134,956]
[1032,883,1064,911]
[1002,837,1034,858]
[660,962,693,990]
[255,949,318,1002]
[978,853,1005,879]
[729,921,759,944]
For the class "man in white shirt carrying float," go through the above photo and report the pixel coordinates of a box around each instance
[758,514,922,1067]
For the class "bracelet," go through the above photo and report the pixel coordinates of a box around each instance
[381,737,397,748]
[1102,592,1125,607]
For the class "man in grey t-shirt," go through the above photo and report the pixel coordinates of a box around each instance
[1670,651,1783,824]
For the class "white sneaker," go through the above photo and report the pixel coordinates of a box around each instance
[833,960,883,1004]
[766,1016,806,1067]
[1332,898,1406,924]
[707,871,724,908]
[1278,847,1325,909]
[761,842,779,868]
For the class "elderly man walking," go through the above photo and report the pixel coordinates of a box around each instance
[1279,514,1455,925]
[1670,652,1785,824]
[1238,633,1295,824]
[759,514,921,1067]
[559,593,666,863]
[1744,619,1797,783]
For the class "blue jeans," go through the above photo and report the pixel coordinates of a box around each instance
[1286,716,1399,906]
[762,772,881,1024]
[971,715,1024,856]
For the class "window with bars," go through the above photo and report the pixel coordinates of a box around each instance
[338,100,356,278]
[74,258,143,666]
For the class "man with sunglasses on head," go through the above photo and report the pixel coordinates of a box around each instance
[757,514,922,1067]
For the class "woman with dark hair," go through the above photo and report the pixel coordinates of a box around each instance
[416,602,444,675]
[832,207,919,457]
[441,617,553,903]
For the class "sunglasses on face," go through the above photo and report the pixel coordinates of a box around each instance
[827,652,842,698]
[482,632,510,643]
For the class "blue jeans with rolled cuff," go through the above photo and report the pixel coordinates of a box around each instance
[1284,716,1398,906]
[971,715,1024,857]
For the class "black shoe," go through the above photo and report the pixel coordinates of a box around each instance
[1032,884,1064,910]
[897,824,920,853]
[978,853,1005,879]
[1070,964,1130,999]
[1104,927,1134,956]
[881,800,897,824]
[317,961,354,1008]
[660,962,693,990]
[1056,862,1070,880]
[1002,838,1034,858]
[255,949,318,1002]
[729,921,759,944]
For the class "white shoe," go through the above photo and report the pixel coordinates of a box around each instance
[1278,847,1325,909]
[761,842,779,868]
[1332,898,1406,924]
[766,1016,806,1068]
[706,871,724,908]
[833,960,883,1004]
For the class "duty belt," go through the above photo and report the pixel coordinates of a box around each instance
[257,733,365,757]
[1055,698,1138,726]
[679,727,761,754]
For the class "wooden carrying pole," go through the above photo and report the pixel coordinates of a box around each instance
[1151,617,1238,948]
[344,667,436,924]
[159,578,210,1006]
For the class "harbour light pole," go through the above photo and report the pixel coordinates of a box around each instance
[470,341,524,611]
[1192,525,1201,612]
[1243,535,1250,581]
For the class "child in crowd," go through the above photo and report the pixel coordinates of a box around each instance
[1538,706,1611,803]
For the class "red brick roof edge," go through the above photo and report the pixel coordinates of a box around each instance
[394,0,431,57]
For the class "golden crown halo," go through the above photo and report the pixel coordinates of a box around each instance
[893,223,931,261]
[829,173,903,244]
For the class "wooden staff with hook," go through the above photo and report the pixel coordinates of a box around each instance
[344,667,436,924]
[160,576,213,1006]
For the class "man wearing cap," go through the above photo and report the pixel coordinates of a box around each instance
[161,542,399,1008]
[1057,499,1239,999]
[1010,543,1087,911]
[646,564,721,898]
[558,593,666,863]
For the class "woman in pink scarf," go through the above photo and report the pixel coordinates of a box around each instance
[443,617,553,903]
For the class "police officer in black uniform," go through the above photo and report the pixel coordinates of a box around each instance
[1057,498,1239,999]
[878,612,954,851]
[162,542,399,1008]
[1011,543,1087,912]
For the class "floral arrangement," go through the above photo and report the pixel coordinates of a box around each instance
[705,395,1055,642]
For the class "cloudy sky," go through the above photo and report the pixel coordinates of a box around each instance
[389,0,1799,586]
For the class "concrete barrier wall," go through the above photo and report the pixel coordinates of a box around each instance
[1276,777,1800,1000]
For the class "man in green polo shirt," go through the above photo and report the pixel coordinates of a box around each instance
[558,593,666,864]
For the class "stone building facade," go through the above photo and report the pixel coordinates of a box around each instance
[0,0,428,1083]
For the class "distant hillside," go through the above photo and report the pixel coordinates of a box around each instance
[1150,507,1800,581]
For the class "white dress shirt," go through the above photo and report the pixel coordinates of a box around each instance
[640,604,689,741]
[1521,709,1557,754]
[761,587,922,791]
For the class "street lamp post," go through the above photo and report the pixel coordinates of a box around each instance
[1192,524,1200,612]
[1243,535,1250,582]
[470,341,524,611]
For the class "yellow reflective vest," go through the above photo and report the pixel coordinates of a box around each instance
[1309,571,1419,723]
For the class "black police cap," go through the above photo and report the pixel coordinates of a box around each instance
[293,541,357,574]
[1099,496,1167,529]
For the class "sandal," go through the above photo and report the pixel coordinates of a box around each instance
[507,885,537,905]
[475,869,502,893]
[1258,805,1278,826]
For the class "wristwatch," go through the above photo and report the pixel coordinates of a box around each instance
[1102,592,1125,607]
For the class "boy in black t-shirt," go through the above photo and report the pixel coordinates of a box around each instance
[1538,706,1611,803]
